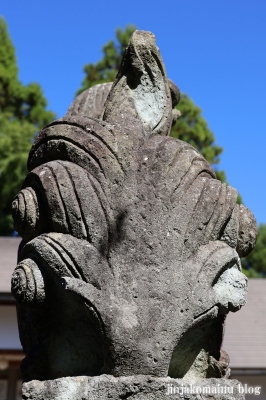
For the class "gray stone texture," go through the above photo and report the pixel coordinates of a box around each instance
[22,376,245,400]
[11,30,257,398]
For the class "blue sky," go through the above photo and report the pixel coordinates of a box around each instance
[2,0,266,224]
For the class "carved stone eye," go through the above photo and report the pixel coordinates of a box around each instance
[12,187,39,241]
[11,259,45,303]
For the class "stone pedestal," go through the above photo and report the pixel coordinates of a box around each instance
[22,375,245,400]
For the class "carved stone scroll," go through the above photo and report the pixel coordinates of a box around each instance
[11,30,257,399]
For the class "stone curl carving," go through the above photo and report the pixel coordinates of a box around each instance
[11,30,257,387]
[11,259,45,303]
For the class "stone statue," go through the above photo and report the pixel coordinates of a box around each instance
[11,30,257,399]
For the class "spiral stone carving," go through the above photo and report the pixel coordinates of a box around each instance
[11,259,45,303]
[12,30,257,392]
[12,187,39,241]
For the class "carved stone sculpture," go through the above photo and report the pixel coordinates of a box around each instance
[11,31,257,399]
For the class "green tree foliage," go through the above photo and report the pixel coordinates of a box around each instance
[242,224,266,278]
[0,18,55,234]
[77,25,225,179]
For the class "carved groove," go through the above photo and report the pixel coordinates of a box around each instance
[41,235,85,281]
[47,164,70,234]
[61,162,92,242]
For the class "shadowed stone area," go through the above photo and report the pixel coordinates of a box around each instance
[11,30,257,399]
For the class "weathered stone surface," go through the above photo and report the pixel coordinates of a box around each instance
[66,82,113,120]
[11,30,257,398]
[22,375,245,400]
